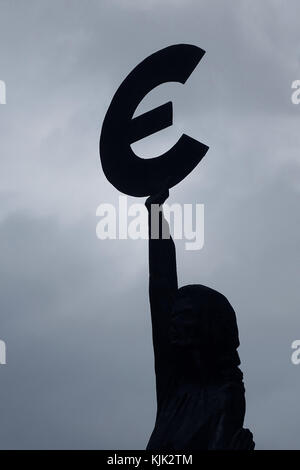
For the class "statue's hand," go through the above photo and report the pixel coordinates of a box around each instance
[145,177,173,211]
[230,428,255,450]
[145,188,169,211]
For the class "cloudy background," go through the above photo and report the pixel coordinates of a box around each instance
[0,0,299,449]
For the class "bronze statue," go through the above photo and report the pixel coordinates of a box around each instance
[145,187,254,450]
[99,43,255,450]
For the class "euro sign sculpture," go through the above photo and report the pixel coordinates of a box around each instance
[99,44,208,196]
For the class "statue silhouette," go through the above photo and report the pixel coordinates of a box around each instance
[145,187,254,450]
[98,41,254,452]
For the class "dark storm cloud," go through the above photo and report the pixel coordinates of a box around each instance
[0,0,300,449]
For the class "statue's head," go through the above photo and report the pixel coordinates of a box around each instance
[169,285,241,379]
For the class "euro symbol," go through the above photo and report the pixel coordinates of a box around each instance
[99,44,209,197]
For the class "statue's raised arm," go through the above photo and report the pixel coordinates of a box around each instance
[145,187,178,410]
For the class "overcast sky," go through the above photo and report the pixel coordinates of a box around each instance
[0,0,300,449]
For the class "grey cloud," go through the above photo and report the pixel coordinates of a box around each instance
[0,0,300,449]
